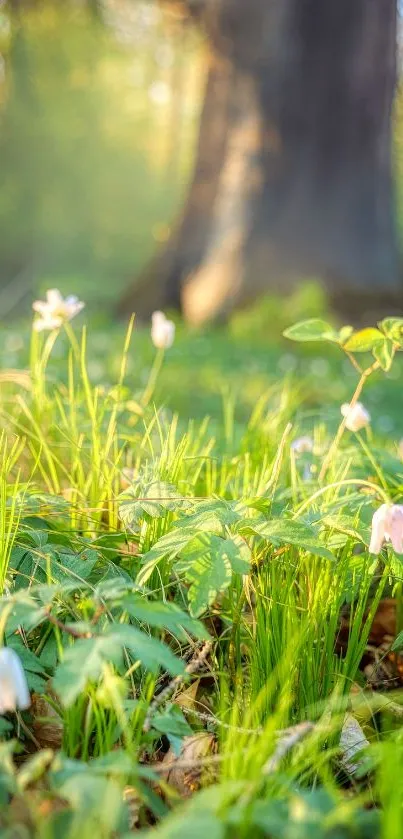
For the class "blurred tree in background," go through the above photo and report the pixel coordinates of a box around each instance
[0,0,402,323]
[122,0,401,324]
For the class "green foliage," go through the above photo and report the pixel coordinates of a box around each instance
[284,315,403,374]
[283,318,340,343]
[0,306,402,837]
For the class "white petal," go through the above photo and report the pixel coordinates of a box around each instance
[291,436,314,455]
[386,505,403,554]
[66,301,84,320]
[33,315,63,332]
[0,648,30,712]
[32,301,50,316]
[46,289,63,306]
[341,402,370,432]
[151,310,166,326]
[0,676,17,713]
[369,504,389,554]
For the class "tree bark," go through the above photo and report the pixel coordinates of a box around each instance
[119,0,400,324]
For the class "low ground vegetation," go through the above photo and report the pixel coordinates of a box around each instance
[0,289,403,837]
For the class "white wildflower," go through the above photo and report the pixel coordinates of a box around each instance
[369,503,403,555]
[291,436,314,455]
[32,289,84,332]
[341,401,370,432]
[151,311,175,350]
[0,648,31,714]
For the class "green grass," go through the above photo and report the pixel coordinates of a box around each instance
[0,289,403,836]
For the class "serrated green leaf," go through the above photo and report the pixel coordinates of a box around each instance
[216,535,251,574]
[54,624,183,706]
[119,480,190,530]
[372,338,395,371]
[111,625,184,677]
[122,597,210,640]
[186,548,232,617]
[53,635,123,705]
[241,518,334,560]
[343,328,385,353]
[379,317,403,343]
[136,527,195,587]
[283,319,339,343]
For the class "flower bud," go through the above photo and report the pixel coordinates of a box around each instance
[151,311,175,350]
[0,648,31,714]
[340,402,370,432]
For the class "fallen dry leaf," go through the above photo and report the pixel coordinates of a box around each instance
[175,680,200,711]
[159,732,217,797]
[31,693,63,750]
[368,598,396,644]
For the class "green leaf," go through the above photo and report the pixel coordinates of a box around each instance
[343,328,385,353]
[372,338,395,372]
[392,631,403,652]
[136,527,195,587]
[56,775,125,833]
[174,500,240,535]
[152,705,193,744]
[7,639,47,678]
[53,635,123,705]
[379,317,403,344]
[216,535,251,574]
[112,625,184,677]
[53,625,183,706]
[122,597,210,640]
[119,480,190,530]
[283,319,339,343]
[139,811,226,839]
[338,325,354,344]
[17,751,54,791]
[241,518,334,560]
[181,538,232,617]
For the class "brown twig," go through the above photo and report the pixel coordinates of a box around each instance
[45,609,92,639]
[143,641,213,732]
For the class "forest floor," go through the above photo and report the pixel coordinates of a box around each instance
[1,286,403,838]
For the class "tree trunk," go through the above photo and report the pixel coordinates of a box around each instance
[119,0,400,325]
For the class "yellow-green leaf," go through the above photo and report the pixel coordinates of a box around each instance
[283,319,339,343]
[343,328,385,353]
[379,317,403,345]
[373,338,395,371]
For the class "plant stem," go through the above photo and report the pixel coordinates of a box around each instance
[141,348,165,408]
[319,359,380,482]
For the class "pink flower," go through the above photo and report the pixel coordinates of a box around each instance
[369,503,403,555]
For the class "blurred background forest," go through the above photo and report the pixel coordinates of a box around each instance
[0,0,203,312]
[0,0,403,320]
